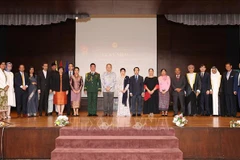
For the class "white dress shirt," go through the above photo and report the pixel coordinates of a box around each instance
[43,70,47,79]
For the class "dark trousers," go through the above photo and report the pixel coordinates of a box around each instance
[225,94,237,117]
[39,89,49,115]
[131,94,142,114]
[238,87,240,109]
[220,93,226,116]
[199,93,210,115]
[16,90,28,115]
[87,92,98,114]
[173,93,185,115]
[186,92,197,115]
[65,90,71,115]
[103,92,114,115]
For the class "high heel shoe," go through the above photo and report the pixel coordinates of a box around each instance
[165,111,168,116]
[161,111,164,116]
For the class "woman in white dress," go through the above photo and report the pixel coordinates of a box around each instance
[117,68,131,117]
[5,62,16,119]
[210,66,221,116]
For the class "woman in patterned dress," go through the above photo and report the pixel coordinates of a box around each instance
[70,67,83,116]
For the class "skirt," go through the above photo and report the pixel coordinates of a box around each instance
[54,91,67,105]
[159,91,170,111]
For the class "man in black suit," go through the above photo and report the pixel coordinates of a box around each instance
[185,64,201,116]
[221,63,238,117]
[171,68,186,116]
[129,67,144,117]
[15,64,29,117]
[66,63,74,116]
[49,62,58,115]
[38,63,51,116]
[198,64,211,116]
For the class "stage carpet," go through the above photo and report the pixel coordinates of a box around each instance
[1,111,240,160]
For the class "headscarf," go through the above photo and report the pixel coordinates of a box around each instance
[210,66,221,88]
[5,62,12,72]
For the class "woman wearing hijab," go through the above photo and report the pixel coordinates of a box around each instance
[210,66,221,116]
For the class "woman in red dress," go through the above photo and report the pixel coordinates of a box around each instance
[52,67,69,116]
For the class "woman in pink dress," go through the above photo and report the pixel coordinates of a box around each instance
[70,67,83,116]
[158,69,171,116]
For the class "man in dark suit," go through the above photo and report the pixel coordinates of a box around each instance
[171,68,186,116]
[66,63,74,116]
[221,63,238,117]
[15,64,29,117]
[185,64,201,116]
[129,67,144,117]
[234,71,240,111]
[38,63,51,116]
[198,64,211,116]
[49,62,58,115]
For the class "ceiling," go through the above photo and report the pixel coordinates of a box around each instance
[0,0,240,14]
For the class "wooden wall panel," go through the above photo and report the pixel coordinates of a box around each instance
[4,19,75,73]
[157,15,230,78]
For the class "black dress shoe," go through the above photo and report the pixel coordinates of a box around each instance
[87,114,92,116]
[92,114,98,117]
[137,114,141,117]
[102,114,108,117]
[132,114,136,117]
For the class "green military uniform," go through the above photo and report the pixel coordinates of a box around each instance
[84,72,101,115]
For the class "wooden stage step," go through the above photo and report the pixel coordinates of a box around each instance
[51,128,183,160]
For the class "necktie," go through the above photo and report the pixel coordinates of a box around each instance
[135,75,138,81]
[21,72,25,86]
[201,72,204,78]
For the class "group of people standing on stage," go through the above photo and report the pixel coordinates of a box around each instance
[0,61,84,119]
[0,60,239,119]
[83,62,240,118]
[170,63,240,117]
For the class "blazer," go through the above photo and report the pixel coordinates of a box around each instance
[199,72,211,93]
[171,75,186,95]
[185,73,201,96]
[129,75,144,96]
[14,72,29,92]
[51,73,69,92]
[221,70,238,95]
[37,70,51,91]
[234,72,240,92]
[49,70,58,90]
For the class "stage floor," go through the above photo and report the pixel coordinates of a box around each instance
[2,111,240,159]
[4,111,240,128]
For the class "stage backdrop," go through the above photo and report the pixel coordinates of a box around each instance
[75,16,157,97]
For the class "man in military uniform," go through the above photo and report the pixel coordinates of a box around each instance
[84,63,101,116]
